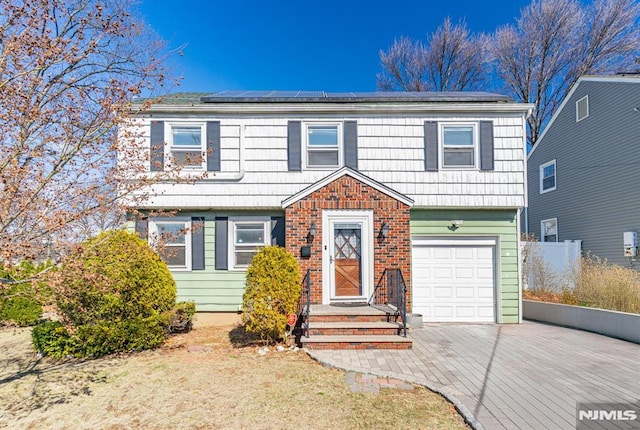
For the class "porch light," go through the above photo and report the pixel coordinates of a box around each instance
[380,222,389,239]
[307,222,316,243]
[451,220,463,230]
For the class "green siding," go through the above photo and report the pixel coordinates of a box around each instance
[410,209,521,323]
[130,211,282,312]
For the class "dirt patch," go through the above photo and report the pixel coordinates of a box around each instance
[0,325,469,429]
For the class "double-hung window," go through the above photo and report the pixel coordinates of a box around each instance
[168,123,205,170]
[305,124,341,168]
[540,160,556,193]
[441,124,477,168]
[541,218,558,242]
[229,218,270,269]
[150,218,192,270]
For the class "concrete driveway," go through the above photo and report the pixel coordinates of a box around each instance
[309,321,640,430]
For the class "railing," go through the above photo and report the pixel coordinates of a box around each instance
[297,268,311,338]
[369,268,407,337]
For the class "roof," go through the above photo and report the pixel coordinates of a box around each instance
[146,90,513,105]
[528,74,640,157]
[281,167,414,208]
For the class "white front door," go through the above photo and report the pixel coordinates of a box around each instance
[322,211,373,304]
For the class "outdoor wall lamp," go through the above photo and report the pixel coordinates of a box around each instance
[379,222,389,239]
[450,219,464,230]
[307,222,316,243]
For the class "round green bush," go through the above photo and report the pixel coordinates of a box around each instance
[242,246,301,342]
[39,230,177,358]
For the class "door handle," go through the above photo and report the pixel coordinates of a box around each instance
[329,255,334,263]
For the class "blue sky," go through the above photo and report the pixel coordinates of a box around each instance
[138,1,532,93]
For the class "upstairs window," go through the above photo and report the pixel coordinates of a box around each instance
[169,124,205,170]
[541,218,558,242]
[229,218,270,269]
[150,218,192,270]
[305,124,341,168]
[441,124,476,168]
[576,95,589,122]
[540,160,556,193]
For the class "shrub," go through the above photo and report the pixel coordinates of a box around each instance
[0,260,53,327]
[39,230,177,358]
[242,246,301,343]
[574,255,640,314]
[166,301,196,334]
[32,321,78,358]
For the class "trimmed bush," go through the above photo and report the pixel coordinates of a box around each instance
[32,321,78,358]
[39,230,177,358]
[0,260,53,327]
[166,301,196,334]
[242,246,301,342]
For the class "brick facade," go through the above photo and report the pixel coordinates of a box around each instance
[284,174,411,309]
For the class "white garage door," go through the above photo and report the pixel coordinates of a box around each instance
[412,240,496,322]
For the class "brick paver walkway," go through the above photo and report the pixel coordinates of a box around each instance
[309,321,640,430]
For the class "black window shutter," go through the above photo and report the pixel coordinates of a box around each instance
[191,217,205,270]
[424,121,438,171]
[206,121,221,171]
[150,121,164,171]
[215,217,228,270]
[135,219,148,240]
[480,121,495,171]
[343,121,358,169]
[287,121,302,171]
[271,216,285,247]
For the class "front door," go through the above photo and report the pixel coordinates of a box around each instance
[323,211,372,303]
[333,223,362,297]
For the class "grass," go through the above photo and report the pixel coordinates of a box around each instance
[0,325,469,430]
[524,254,640,314]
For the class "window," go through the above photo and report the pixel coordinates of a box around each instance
[576,95,589,122]
[305,124,341,168]
[168,123,205,169]
[540,160,556,193]
[229,218,270,269]
[441,124,477,168]
[541,218,558,242]
[150,218,192,270]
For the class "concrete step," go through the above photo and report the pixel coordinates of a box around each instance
[301,335,412,350]
[306,321,402,336]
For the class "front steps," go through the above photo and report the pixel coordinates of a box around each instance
[300,304,412,350]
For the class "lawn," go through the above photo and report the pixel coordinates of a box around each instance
[0,324,469,430]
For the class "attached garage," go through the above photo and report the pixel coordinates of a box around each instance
[411,238,497,322]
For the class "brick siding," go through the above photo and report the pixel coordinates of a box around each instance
[285,175,411,309]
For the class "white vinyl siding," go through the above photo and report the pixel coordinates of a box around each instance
[136,114,527,209]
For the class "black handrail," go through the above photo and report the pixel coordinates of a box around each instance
[298,268,311,338]
[369,268,407,337]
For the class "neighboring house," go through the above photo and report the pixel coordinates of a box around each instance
[526,75,640,268]
[126,91,530,324]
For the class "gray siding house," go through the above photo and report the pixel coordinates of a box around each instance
[526,75,640,267]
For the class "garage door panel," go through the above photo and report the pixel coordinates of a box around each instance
[412,243,496,323]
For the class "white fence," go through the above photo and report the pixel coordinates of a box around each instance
[522,240,582,291]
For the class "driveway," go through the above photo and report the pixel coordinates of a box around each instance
[309,321,640,430]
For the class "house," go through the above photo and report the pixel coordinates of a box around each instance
[526,75,640,268]
[125,91,530,336]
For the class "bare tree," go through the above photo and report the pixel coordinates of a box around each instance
[0,0,179,265]
[492,0,640,146]
[377,18,488,91]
